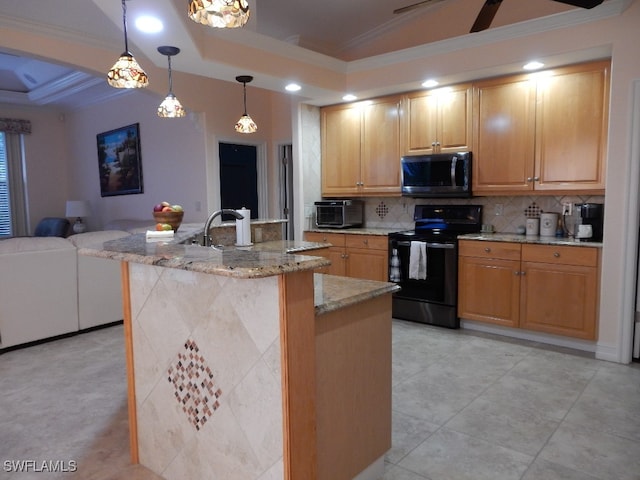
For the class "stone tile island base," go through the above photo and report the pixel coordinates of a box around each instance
[120,261,391,480]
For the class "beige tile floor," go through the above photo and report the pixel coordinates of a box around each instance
[1,321,639,480]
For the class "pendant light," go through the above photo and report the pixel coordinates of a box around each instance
[188,0,250,28]
[234,75,257,134]
[107,0,149,88]
[157,46,186,118]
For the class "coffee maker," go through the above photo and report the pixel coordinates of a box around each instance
[579,203,604,242]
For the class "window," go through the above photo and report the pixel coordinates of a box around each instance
[0,132,10,237]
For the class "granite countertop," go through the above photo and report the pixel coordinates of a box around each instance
[458,232,603,248]
[79,232,398,313]
[78,235,331,279]
[305,227,400,236]
[314,273,400,316]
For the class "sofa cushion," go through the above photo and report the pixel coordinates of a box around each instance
[0,237,74,254]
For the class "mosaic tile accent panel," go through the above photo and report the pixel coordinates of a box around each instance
[375,201,389,219]
[524,202,542,218]
[168,338,222,431]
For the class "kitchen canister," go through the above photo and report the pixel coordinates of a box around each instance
[235,207,252,246]
[526,218,540,236]
[539,212,559,236]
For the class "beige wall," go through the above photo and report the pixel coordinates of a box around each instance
[1,105,70,234]
[2,74,294,232]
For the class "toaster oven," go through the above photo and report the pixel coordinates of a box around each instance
[315,200,363,228]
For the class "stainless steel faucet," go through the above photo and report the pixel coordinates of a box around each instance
[202,209,244,247]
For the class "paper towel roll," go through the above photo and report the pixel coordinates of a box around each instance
[235,208,252,246]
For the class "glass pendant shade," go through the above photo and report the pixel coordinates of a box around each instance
[188,0,250,28]
[107,53,149,88]
[234,75,257,134]
[157,46,185,118]
[235,114,257,133]
[158,94,186,118]
[107,0,149,89]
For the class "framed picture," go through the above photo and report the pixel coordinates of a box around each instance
[97,123,144,197]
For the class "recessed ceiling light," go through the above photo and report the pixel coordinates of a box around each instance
[523,61,544,71]
[342,94,357,101]
[422,79,439,88]
[285,83,301,92]
[135,15,164,34]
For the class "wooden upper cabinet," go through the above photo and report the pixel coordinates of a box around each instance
[472,75,537,193]
[534,61,609,192]
[402,84,472,155]
[361,98,402,195]
[321,104,362,196]
[472,60,609,195]
[321,96,401,197]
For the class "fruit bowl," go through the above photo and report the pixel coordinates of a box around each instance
[153,211,184,232]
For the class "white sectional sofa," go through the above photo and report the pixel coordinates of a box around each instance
[0,230,130,350]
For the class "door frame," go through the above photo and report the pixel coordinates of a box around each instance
[630,79,640,360]
[278,143,294,240]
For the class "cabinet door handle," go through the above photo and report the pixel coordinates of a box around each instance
[534,176,540,181]
[527,177,533,182]
[553,252,560,257]
[363,239,368,245]
[484,247,491,253]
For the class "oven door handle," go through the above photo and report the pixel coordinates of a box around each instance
[394,240,455,249]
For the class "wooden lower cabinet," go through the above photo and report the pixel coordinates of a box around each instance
[520,244,600,340]
[458,241,521,328]
[304,232,388,281]
[458,240,600,340]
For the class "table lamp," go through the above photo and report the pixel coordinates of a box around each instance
[66,200,92,234]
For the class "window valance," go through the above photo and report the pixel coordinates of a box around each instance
[0,118,32,135]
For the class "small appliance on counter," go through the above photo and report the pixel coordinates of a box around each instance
[314,200,363,228]
[539,212,559,237]
[579,203,604,242]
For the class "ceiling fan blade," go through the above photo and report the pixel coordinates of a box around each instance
[393,0,446,15]
[470,0,503,33]
[553,0,603,7]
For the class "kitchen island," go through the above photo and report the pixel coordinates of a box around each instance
[79,234,398,480]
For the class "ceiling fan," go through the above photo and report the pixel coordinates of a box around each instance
[393,0,604,33]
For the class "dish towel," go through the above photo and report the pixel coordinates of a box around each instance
[409,241,427,280]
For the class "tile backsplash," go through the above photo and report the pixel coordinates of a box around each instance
[359,195,605,233]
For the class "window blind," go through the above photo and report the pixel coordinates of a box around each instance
[0,132,11,237]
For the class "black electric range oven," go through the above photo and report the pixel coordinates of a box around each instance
[389,204,482,328]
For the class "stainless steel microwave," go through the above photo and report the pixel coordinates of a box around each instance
[315,200,363,228]
[400,152,472,198]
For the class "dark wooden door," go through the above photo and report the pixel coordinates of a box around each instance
[219,143,258,220]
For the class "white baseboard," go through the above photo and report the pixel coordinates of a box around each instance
[595,342,623,363]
